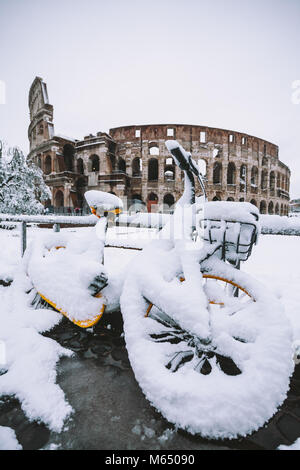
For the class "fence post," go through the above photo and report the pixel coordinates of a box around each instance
[21,222,27,256]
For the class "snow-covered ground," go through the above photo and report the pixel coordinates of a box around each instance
[0,225,299,449]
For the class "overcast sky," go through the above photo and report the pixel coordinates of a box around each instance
[0,0,299,197]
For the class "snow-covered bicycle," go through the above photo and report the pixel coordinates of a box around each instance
[120,140,294,439]
[23,191,125,327]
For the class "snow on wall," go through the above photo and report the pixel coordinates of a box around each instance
[260,215,300,235]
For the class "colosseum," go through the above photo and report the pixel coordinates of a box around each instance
[28,77,291,215]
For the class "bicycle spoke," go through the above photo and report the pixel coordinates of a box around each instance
[150,330,184,344]
[166,350,194,372]
[148,308,181,330]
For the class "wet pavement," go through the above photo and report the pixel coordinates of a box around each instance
[1,311,300,450]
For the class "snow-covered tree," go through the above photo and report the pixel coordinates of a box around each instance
[0,142,51,214]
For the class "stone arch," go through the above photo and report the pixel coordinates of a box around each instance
[250,199,257,207]
[77,158,84,174]
[132,157,141,176]
[89,154,100,172]
[227,197,235,202]
[239,198,245,202]
[54,190,64,208]
[227,162,236,185]
[262,156,268,167]
[212,196,221,201]
[148,158,158,181]
[275,203,279,215]
[260,200,267,214]
[45,155,51,175]
[213,162,222,184]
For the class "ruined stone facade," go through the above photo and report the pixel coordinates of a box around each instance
[28,77,291,215]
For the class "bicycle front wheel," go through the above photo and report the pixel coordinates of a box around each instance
[121,257,294,440]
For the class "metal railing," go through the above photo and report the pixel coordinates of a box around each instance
[1,212,300,257]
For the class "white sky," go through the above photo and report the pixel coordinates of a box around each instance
[0,0,299,197]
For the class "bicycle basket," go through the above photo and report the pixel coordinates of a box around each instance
[200,218,258,262]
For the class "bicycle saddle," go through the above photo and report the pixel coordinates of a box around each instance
[85,190,123,217]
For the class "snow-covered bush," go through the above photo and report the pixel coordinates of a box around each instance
[0,142,51,215]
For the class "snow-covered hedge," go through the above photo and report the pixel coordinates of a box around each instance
[260,215,300,235]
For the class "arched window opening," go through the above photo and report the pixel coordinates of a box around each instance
[270,172,275,191]
[75,177,87,208]
[132,157,141,176]
[163,194,175,207]
[130,194,145,213]
[77,158,84,174]
[149,146,159,156]
[260,200,267,214]
[262,156,268,167]
[147,193,158,212]
[45,155,52,175]
[261,170,268,190]
[131,194,142,203]
[251,167,258,188]
[213,196,221,201]
[118,158,126,172]
[164,158,175,181]
[227,163,236,185]
[148,158,158,181]
[240,165,247,191]
[268,201,274,214]
[89,155,100,172]
[277,173,281,189]
[55,190,64,208]
[63,144,75,172]
[213,162,222,184]
[164,168,175,181]
[227,197,235,202]
[275,203,279,215]
[250,199,257,207]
